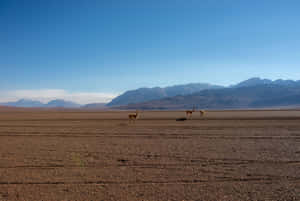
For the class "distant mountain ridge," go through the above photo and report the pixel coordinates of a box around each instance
[2,78,300,109]
[45,99,81,108]
[0,99,45,108]
[108,78,300,107]
[107,83,223,106]
[114,78,300,110]
[117,84,300,110]
[0,99,81,108]
[233,77,300,88]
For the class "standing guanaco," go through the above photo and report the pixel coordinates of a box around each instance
[199,110,206,117]
[128,110,139,122]
[185,106,195,119]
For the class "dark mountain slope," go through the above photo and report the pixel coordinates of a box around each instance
[107,83,222,106]
[116,84,300,110]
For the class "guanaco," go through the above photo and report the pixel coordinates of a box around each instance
[185,106,195,119]
[199,110,206,117]
[128,110,139,122]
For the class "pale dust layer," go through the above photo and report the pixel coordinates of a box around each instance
[0,109,300,200]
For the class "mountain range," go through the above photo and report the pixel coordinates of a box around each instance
[1,78,300,109]
[117,84,300,110]
[0,99,81,108]
[107,83,223,106]
[232,77,300,88]
[113,78,300,110]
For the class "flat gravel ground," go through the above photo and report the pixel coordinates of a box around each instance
[0,109,299,200]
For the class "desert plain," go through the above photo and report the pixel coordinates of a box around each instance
[0,108,300,200]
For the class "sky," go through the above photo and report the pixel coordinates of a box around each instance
[1,0,300,104]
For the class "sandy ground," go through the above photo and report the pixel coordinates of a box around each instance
[0,109,300,200]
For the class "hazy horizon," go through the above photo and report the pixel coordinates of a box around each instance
[1,77,300,105]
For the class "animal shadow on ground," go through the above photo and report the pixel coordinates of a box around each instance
[176,117,187,121]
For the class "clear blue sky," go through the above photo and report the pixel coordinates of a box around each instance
[1,0,300,102]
